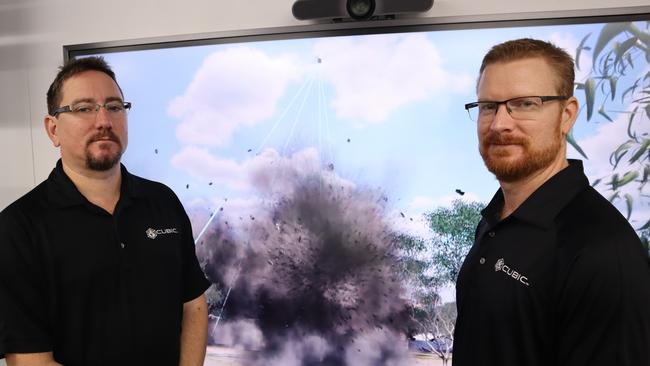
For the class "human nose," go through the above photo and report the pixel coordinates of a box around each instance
[489,103,514,132]
[93,105,113,128]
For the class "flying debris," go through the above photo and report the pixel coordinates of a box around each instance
[327,163,335,171]
[247,148,252,152]
[154,148,158,154]
[209,182,213,186]
[317,57,322,63]
[399,212,405,218]
[455,189,465,196]
[347,138,351,143]
[196,169,411,365]
[186,184,189,189]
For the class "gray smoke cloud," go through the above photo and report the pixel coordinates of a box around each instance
[196,148,412,365]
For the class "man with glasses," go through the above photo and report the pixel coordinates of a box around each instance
[453,38,650,365]
[0,57,210,366]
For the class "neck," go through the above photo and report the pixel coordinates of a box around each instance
[61,160,122,214]
[498,157,569,220]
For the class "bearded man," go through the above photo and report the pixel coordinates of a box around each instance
[453,38,650,366]
[0,57,210,366]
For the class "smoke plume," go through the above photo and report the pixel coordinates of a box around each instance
[196,148,412,365]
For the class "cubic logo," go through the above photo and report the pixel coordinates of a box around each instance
[146,227,179,239]
[495,258,529,286]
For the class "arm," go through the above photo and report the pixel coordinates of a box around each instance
[6,352,63,366]
[179,294,208,366]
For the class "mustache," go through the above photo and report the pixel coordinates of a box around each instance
[483,131,528,146]
[88,130,121,145]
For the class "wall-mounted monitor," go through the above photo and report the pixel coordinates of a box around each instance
[67,9,650,365]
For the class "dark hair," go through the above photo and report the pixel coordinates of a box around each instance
[46,56,123,115]
[478,38,575,97]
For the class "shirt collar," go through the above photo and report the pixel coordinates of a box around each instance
[46,159,141,209]
[481,159,590,229]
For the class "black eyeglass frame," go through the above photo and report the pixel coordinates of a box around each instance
[52,101,132,118]
[464,95,569,120]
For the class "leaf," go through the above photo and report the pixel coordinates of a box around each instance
[608,191,620,202]
[584,78,596,121]
[614,36,639,69]
[574,82,585,90]
[598,105,613,122]
[610,140,632,168]
[617,170,639,189]
[566,130,588,159]
[609,76,618,101]
[627,52,634,69]
[575,32,592,70]
[625,193,634,220]
[629,139,650,164]
[628,106,639,139]
[591,178,602,187]
[629,23,650,48]
[643,165,650,184]
[593,23,632,66]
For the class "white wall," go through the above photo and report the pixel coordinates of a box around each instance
[0,0,648,210]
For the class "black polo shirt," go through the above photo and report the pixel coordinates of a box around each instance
[0,160,210,366]
[453,160,650,366]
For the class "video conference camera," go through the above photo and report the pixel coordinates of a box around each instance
[292,0,434,21]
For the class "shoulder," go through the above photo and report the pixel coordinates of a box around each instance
[556,186,638,245]
[555,185,649,282]
[0,181,49,225]
[128,173,182,202]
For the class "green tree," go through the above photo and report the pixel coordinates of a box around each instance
[573,21,650,232]
[426,200,485,285]
[398,199,484,365]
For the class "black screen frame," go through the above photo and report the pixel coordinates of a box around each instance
[64,6,650,60]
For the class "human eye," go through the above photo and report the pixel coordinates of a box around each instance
[510,97,541,110]
[72,103,95,114]
[105,102,125,113]
[478,102,497,114]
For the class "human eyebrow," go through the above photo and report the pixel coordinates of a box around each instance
[68,97,96,105]
[104,96,124,103]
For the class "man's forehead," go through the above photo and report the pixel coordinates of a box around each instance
[478,57,558,96]
[60,70,122,102]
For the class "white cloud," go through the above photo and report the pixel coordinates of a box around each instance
[168,46,301,147]
[313,33,473,123]
[171,146,249,189]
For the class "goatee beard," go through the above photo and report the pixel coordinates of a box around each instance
[86,150,123,171]
[85,130,123,171]
[479,128,562,183]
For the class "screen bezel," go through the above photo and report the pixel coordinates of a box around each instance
[64,6,650,60]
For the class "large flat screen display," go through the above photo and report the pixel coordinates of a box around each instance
[72,15,650,365]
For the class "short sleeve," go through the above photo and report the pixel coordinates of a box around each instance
[177,202,210,303]
[0,207,53,354]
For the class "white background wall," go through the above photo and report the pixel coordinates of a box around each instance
[0,0,648,212]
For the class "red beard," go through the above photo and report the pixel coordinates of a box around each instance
[479,125,562,183]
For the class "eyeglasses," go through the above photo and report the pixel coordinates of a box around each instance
[52,101,132,119]
[464,96,569,122]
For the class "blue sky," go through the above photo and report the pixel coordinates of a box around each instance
[94,20,649,237]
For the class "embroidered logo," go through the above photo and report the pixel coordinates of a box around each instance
[494,258,530,286]
[145,227,179,239]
